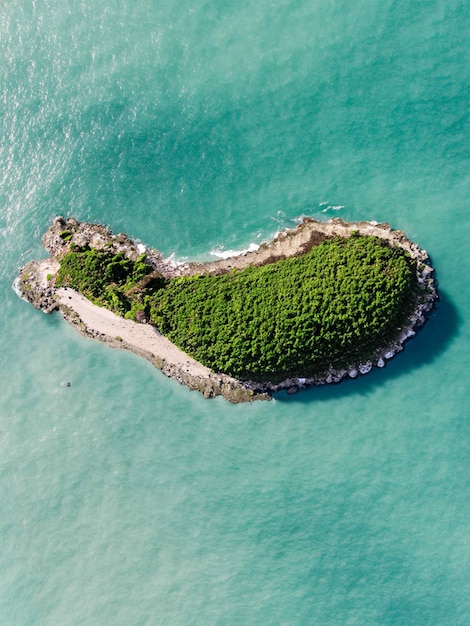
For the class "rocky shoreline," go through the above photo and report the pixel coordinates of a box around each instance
[15,216,438,402]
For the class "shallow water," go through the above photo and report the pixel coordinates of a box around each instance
[1,1,469,624]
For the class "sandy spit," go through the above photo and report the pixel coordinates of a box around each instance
[56,287,212,378]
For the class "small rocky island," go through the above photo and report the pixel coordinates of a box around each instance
[16,216,438,402]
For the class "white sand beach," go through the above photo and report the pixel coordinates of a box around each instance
[34,258,207,377]
[56,286,213,378]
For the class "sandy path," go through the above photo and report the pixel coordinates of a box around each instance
[55,287,212,378]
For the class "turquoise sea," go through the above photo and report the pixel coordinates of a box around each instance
[1,1,469,624]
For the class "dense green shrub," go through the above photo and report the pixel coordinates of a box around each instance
[55,235,418,381]
[55,249,156,315]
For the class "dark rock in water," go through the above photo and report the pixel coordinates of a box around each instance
[135,310,147,323]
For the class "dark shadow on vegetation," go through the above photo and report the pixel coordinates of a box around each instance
[276,289,461,404]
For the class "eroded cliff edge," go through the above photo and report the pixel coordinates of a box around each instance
[15,216,438,402]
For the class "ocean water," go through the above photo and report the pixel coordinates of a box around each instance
[1,0,469,624]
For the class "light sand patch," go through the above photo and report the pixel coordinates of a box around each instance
[56,288,213,379]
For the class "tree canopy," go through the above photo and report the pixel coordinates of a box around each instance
[56,234,418,381]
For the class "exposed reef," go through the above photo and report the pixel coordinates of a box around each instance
[16,216,438,402]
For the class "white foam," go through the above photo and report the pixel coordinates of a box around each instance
[321,205,345,213]
[209,243,259,259]
[270,210,286,224]
[163,252,188,267]
[11,277,28,302]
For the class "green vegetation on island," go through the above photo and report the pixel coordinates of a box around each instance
[55,233,418,382]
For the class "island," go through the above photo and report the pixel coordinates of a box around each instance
[15,216,438,402]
